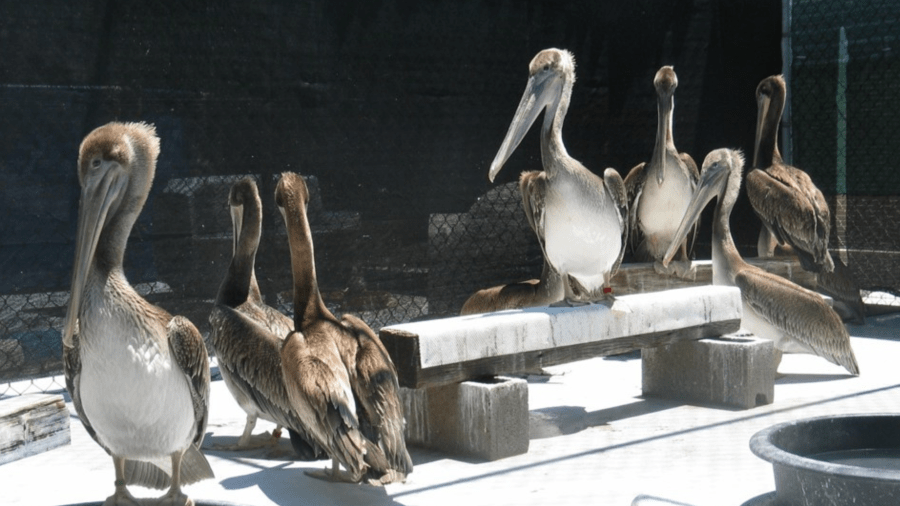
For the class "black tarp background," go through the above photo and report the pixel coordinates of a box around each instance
[1,0,790,382]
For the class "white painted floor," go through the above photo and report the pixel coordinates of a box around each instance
[2,311,899,506]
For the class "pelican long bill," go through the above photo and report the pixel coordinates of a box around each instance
[488,71,559,182]
[63,163,128,348]
[661,160,728,267]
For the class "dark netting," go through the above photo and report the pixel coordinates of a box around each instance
[2,0,802,392]
[789,0,900,300]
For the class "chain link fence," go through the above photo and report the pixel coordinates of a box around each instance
[4,0,895,396]
[787,0,900,302]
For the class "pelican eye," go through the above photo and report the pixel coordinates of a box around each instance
[91,158,102,170]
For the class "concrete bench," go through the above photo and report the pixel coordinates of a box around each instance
[379,285,771,460]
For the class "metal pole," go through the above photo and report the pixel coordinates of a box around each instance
[836,26,849,260]
[781,0,793,165]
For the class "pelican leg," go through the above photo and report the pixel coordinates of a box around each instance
[304,458,361,483]
[671,242,697,280]
[236,414,257,447]
[102,456,142,506]
[211,415,281,451]
[757,228,778,258]
[157,451,191,506]
[758,228,795,258]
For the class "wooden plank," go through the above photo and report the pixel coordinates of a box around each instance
[612,258,816,296]
[400,319,739,388]
[0,393,71,465]
[380,328,422,390]
[381,285,743,389]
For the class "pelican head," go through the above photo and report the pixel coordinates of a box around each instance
[662,148,744,267]
[228,177,262,256]
[63,122,160,348]
[753,75,785,167]
[275,172,310,220]
[652,65,678,185]
[653,66,678,96]
[488,48,575,182]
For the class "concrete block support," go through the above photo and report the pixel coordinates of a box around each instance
[642,334,775,409]
[400,376,529,461]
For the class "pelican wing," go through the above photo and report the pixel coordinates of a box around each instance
[623,162,647,255]
[604,168,630,276]
[746,166,833,272]
[208,305,323,453]
[281,336,368,478]
[680,152,702,255]
[734,266,859,375]
[165,315,215,484]
[236,299,294,340]
[167,316,211,447]
[460,279,542,315]
[64,330,100,447]
[341,314,413,479]
[680,152,700,182]
[519,170,549,259]
[258,303,294,338]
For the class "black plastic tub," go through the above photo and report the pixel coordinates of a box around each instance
[750,414,900,505]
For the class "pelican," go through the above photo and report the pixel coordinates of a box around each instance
[747,75,834,273]
[624,66,700,278]
[276,172,412,484]
[816,254,867,324]
[662,149,859,375]
[489,48,628,304]
[62,122,214,506]
[460,171,565,314]
[207,177,324,459]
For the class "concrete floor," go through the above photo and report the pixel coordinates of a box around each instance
[2,311,899,506]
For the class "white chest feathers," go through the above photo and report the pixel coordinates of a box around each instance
[543,175,623,284]
[637,153,696,257]
[77,281,195,459]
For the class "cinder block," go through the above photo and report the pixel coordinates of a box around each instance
[400,376,529,460]
[642,333,775,409]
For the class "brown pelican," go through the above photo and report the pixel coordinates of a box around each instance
[62,122,214,506]
[207,177,324,459]
[489,48,628,304]
[460,171,564,314]
[747,75,834,273]
[662,149,859,375]
[817,254,867,324]
[276,172,411,484]
[624,66,700,278]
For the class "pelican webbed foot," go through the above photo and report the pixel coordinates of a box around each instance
[154,490,192,506]
[366,469,407,486]
[209,431,281,451]
[304,464,364,484]
[104,456,144,506]
[102,487,142,506]
[653,259,697,280]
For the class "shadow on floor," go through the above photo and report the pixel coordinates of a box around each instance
[530,398,683,439]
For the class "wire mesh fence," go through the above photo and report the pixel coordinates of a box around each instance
[1,0,896,396]
[788,0,900,299]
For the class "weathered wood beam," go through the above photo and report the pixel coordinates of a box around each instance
[0,393,70,465]
[381,285,742,389]
[612,258,816,296]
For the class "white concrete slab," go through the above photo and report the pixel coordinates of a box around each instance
[386,285,742,369]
